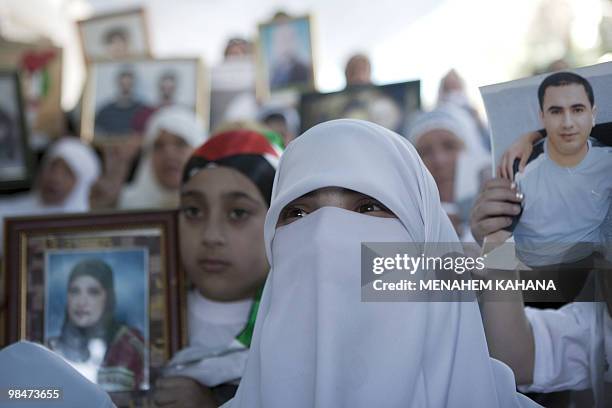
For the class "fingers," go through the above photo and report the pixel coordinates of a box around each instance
[517,147,533,173]
[499,152,508,180]
[479,186,523,206]
[480,177,514,192]
[153,388,178,406]
[156,377,194,389]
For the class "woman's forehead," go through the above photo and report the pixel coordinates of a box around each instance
[292,187,369,202]
[181,166,264,203]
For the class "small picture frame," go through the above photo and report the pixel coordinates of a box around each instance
[3,210,184,406]
[0,39,64,139]
[209,58,257,133]
[257,14,316,98]
[81,57,208,143]
[77,8,152,62]
[299,81,421,135]
[0,69,33,191]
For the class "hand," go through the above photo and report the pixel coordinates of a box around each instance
[153,377,218,408]
[470,178,523,245]
[88,140,141,210]
[497,131,542,180]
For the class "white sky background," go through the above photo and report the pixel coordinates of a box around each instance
[0,0,604,111]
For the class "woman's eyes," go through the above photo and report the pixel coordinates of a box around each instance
[279,206,308,223]
[87,288,102,297]
[356,200,392,215]
[229,208,251,221]
[180,206,202,219]
[279,199,393,225]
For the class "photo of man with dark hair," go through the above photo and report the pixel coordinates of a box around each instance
[513,71,612,268]
[94,66,148,136]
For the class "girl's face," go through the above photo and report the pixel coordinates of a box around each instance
[277,187,396,228]
[179,166,269,302]
[67,275,107,328]
[152,130,193,190]
[39,158,76,206]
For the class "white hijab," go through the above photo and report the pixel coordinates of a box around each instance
[0,137,101,213]
[408,106,491,205]
[225,119,538,408]
[0,341,115,407]
[119,106,205,209]
[0,138,101,252]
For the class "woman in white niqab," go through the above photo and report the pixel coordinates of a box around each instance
[224,119,538,408]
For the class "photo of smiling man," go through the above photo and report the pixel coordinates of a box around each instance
[513,71,612,268]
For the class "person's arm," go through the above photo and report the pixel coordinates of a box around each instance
[497,131,543,180]
[478,268,535,385]
[471,180,534,384]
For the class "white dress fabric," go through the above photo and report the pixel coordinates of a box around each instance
[119,106,205,209]
[163,290,252,386]
[224,119,539,408]
[0,341,115,407]
[522,302,610,407]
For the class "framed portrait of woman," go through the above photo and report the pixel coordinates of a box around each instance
[3,210,185,406]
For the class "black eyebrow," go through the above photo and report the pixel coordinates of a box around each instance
[223,191,260,204]
[180,190,204,199]
[181,190,261,204]
[546,103,587,112]
[570,103,586,109]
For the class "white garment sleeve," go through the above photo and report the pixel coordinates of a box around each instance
[519,303,593,393]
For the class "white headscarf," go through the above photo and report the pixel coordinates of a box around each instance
[408,106,491,219]
[119,106,205,209]
[225,119,538,408]
[0,341,115,407]
[0,138,101,249]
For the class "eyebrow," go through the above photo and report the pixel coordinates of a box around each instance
[223,191,260,204]
[181,190,260,204]
[546,103,587,112]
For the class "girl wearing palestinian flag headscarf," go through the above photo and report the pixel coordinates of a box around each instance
[153,126,283,408]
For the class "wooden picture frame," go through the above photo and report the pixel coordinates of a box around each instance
[81,57,208,144]
[299,80,421,134]
[0,69,33,191]
[77,8,152,63]
[3,210,184,406]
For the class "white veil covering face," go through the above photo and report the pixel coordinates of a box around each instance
[119,106,205,210]
[225,119,538,408]
[0,341,115,408]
